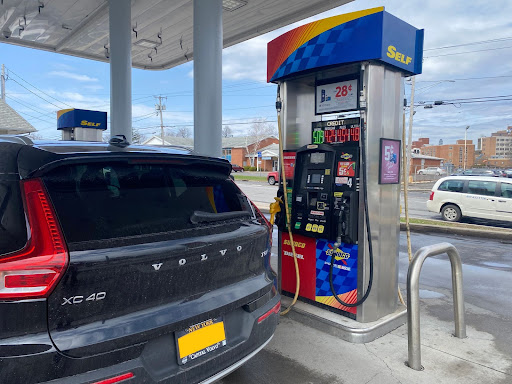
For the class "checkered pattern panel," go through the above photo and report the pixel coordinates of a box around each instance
[272,20,362,81]
[316,240,358,297]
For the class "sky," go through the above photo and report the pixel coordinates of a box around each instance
[1,0,512,145]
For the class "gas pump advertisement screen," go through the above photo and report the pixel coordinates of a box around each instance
[310,152,325,164]
[316,79,358,114]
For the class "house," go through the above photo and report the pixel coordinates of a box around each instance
[409,153,444,175]
[142,135,279,171]
[221,136,278,171]
[0,99,36,135]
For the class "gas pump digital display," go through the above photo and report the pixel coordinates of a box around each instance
[311,118,361,145]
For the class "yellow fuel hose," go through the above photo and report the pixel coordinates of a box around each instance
[273,86,300,316]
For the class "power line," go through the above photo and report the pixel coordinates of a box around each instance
[424,36,512,51]
[416,75,512,83]
[6,95,57,118]
[424,45,512,58]
[6,67,72,108]
[420,94,512,103]
[8,78,67,110]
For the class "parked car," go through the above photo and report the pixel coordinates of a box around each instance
[231,163,244,172]
[417,167,446,176]
[0,136,279,384]
[453,168,495,177]
[492,169,508,178]
[267,171,279,185]
[504,169,512,178]
[427,175,512,222]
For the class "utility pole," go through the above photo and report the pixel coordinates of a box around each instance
[464,125,469,170]
[406,76,415,182]
[1,64,5,101]
[155,95,167,145]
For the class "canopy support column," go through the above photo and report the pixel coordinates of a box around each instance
[109,0,132,142]
[193,0,223,157]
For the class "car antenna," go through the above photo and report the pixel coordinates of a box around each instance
[108,135,130,148]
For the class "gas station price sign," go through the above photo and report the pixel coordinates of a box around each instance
[311,118,361,145]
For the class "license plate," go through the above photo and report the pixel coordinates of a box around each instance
[176,318,227,365]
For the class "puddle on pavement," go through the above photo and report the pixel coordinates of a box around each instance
[481,261,510,269]
[419,289,445,299]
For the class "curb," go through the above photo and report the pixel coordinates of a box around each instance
[400,222,512,240]
[252,202,512,240]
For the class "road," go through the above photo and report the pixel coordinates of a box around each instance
[236,180,512,229]
[218,230,512,383]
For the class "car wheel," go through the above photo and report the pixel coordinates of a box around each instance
[435,172,440,176]
[268,176,276,185]
[441,204,461,222]
[418,171,424,175]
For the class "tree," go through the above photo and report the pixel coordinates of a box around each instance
[245,118,277,167]
[222,125,233,138]
[176,126,191,138]
[132,128,148,144]
[164,126,191,138]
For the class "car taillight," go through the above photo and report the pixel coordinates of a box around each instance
[0,179,68,300]
[258,301,281,323]
[429,191,435,201]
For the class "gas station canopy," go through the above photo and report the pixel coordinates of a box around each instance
[0,0,352,70]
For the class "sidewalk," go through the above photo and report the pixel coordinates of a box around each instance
[261,299,511,384]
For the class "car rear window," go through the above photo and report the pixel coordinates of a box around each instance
[0,181,27,256]
[438,179,464,192]
[467,180,497,196]
[42,162,251,245]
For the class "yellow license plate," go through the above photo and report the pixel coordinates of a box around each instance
[176,318,227,365]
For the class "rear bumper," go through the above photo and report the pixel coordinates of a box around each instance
[0,295,280,384]
[426,200,439,213]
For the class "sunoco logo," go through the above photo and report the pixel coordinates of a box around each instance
[325,245,350,264]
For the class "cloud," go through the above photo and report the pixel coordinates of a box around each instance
[48,71,99,82]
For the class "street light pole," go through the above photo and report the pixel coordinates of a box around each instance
[464,125,469,170]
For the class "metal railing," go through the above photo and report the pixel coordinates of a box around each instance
[407,242,466,371]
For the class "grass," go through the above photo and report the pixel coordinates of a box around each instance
[400,217,512,232]
[233,175,268,182]
[401,217,457,228]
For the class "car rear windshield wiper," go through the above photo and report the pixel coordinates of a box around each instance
[190,210,251,224]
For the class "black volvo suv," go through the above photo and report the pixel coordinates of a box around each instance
[0,136,279,384]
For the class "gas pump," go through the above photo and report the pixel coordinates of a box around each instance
[268,7,424,325]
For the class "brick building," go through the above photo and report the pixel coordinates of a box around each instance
[420,140,475,169]
[143,135,279,171]
[412,137,429,150]
[222,136,279,171]
[478,127,512,168]
[409,153,443,175]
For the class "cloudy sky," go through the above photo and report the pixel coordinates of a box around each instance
[1,0,512,145]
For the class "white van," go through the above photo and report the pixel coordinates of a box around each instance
[427,176,512,222]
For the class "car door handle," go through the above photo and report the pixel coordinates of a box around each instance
[498,200,506,203]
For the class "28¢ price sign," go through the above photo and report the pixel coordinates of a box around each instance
[316,79,358,114]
